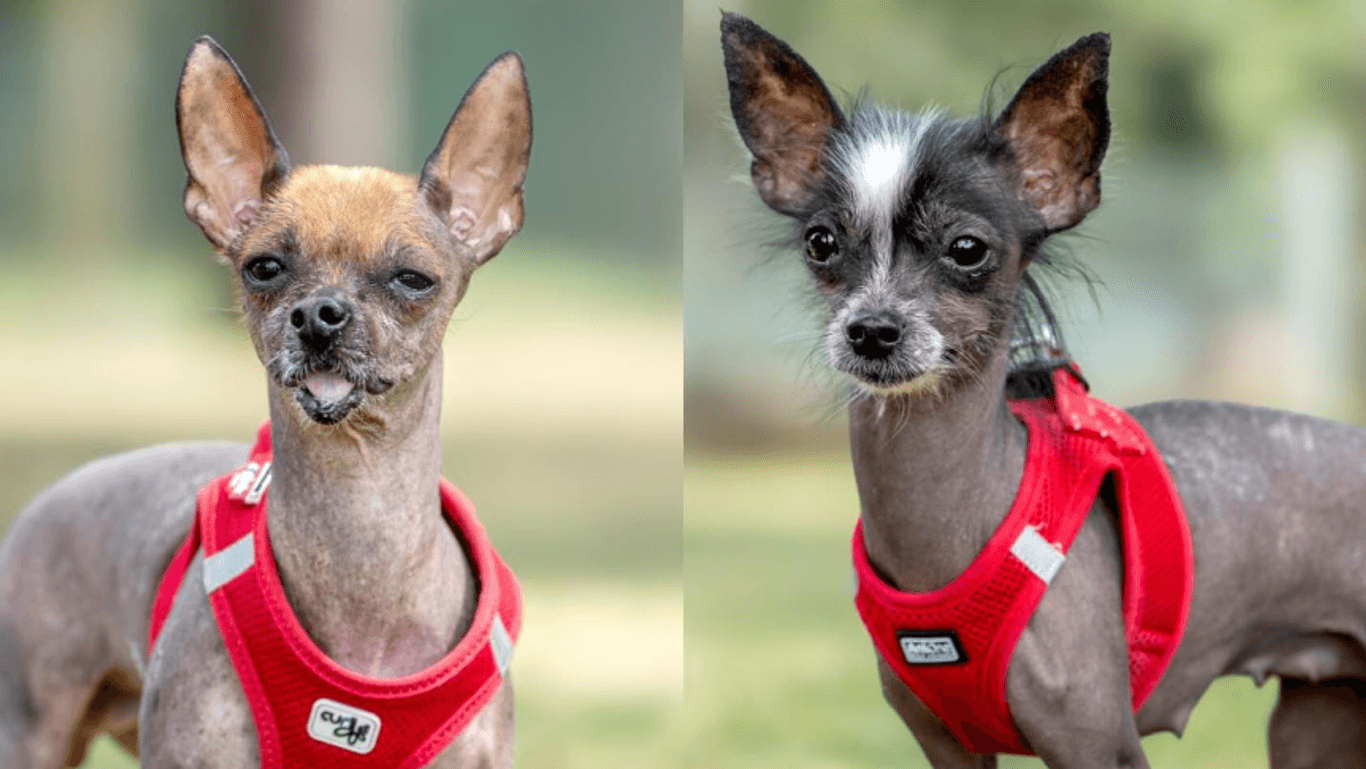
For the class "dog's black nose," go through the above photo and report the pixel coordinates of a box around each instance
[847,312,902,360]
[290,294,352,350]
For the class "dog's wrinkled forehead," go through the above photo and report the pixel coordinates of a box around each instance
[828,108,943,228]
[236,166,446,267]
[821,109,1007,238]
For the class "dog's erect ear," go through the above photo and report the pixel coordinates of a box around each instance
[996,33,1110,233]
[721,12,844,216]
[420,52,532,267]
[176,37,290,251]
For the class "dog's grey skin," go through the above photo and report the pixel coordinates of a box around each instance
[723,13,1366,769]
[0,37,530,768]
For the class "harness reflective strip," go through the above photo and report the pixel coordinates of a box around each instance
[489,615,514,676]
[1010,527,1064,584]
[203,533,256,593]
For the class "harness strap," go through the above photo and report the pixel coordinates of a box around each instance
[852,365,1193,755]
[146,421,522,768]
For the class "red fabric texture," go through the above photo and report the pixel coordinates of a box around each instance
[852,365,1193,755]
[148,421,523,768]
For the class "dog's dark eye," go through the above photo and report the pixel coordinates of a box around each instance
[945,236,989,269]
[243,256,286,285]
[805,227,838,264]
[391,270,436,294]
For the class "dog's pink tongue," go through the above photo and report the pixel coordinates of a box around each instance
[304,372,354,403]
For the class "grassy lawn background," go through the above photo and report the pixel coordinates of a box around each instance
[686,452,1277,769]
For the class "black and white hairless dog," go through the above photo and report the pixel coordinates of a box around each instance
[723,12,1366,769]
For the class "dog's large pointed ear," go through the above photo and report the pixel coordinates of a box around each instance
[420,52,532,267]
[176,37,290,251]
[995,33,1110,233]
[721,12,844,216]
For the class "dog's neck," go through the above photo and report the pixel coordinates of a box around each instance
[265,349,476,678]
[850,350,1028,593]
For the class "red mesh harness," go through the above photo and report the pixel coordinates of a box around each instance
[147,422,522,768]
[852,365,1193,754]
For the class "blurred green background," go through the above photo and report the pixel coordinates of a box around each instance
[685,0,1366,767]
[0,1,680,767]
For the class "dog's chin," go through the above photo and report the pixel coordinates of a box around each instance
[859,371,944,398]
[294,372,366,425]
[840,361,943,399]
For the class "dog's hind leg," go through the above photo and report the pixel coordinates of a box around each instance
[18,676,126,769]
[62,666,140,765]
[1269,678,1366,769]
[0,612,102,769]
[0,592,137,768]
[0,621,39,768]
[0,682,90,769]
[0,600,130,768]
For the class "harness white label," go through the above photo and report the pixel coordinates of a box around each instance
[242,461,272,505]
[307,698,381,755]
[898,633,963,665]
[227,462,260,497]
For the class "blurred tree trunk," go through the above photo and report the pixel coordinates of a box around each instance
[1278,122,1356,418]
[1351,0,1366,423]
[274,0,411,169]
[38,0,140,272]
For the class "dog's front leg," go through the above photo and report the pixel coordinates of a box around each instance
[138,556,260,768]
[1007,504,1149,769]
[877,657,998,768]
